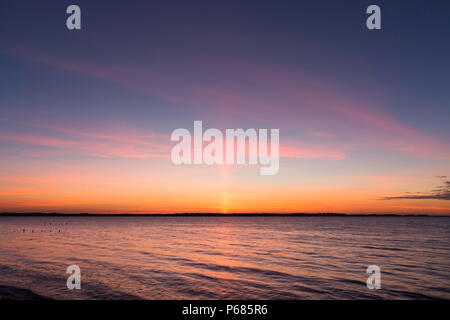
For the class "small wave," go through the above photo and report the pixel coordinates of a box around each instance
[386,288,440,300]
[361,245,407,252]
[184,261,301,281]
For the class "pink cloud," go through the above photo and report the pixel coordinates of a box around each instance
[280,143,348,160]
[0,126,171,159]
[4,46,450,160]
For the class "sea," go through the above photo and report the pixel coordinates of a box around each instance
[0,216,448,299]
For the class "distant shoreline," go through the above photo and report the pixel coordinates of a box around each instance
[0,212,447,217]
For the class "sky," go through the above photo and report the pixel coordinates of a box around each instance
[0,0,449,214]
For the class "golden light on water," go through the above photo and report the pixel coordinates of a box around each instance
[221,192,230,214]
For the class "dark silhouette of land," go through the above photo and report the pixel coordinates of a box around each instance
[0,286,50,300]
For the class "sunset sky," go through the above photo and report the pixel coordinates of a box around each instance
[0,0,449,214]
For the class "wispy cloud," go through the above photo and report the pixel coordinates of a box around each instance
[280,143,348,160]
[4,46,450,160]
[380,179,450,200]
[0,125,171,159]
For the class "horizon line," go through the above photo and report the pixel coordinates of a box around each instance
[0,212,448,217]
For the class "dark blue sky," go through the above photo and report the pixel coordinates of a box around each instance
[1,1,449,134]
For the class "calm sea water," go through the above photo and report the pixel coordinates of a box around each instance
[0,216,449,299]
